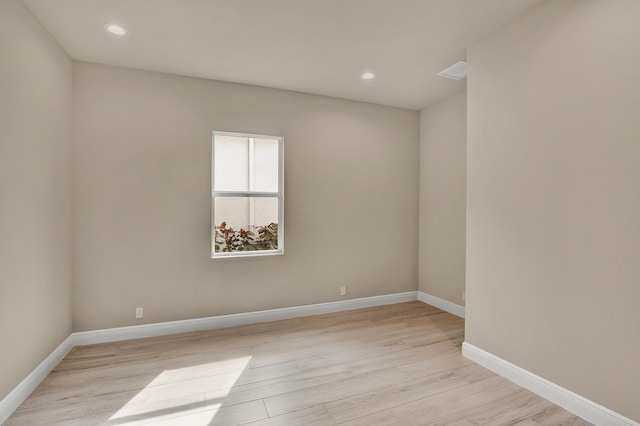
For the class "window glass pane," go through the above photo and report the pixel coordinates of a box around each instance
[254,197,279,227]
[214,135,249,191]
[214,197,250,231]
[214,197,279,253]
[252,138,279,192]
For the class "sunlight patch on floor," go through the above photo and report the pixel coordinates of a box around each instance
[107,356,251,425]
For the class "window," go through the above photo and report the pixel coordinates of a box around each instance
[211,131,284,258]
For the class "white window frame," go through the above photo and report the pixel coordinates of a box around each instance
[211,131,284,258]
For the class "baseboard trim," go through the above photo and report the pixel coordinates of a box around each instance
[74,291,418,346]
[462,342,639,426]
[0,335,75,424]
[417,291,465,318]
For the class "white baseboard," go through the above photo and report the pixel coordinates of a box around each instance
[73,291,418,346]
[462,342,639,426]
[417,291,465,318]
[0,335,75,424]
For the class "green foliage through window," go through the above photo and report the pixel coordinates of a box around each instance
[214,222,278,253]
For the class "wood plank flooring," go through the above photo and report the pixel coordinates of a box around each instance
[5,302,590,425]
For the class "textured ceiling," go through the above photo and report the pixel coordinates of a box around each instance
[23,0,543,109]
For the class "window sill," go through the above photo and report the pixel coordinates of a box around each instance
[211,250,283,260]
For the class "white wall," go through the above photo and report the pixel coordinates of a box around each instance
[0,0,73,400]
[72,62,420,331]
[466,0,640,421]
[419,92,467,305]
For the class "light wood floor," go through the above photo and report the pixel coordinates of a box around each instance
[6,302,590,425]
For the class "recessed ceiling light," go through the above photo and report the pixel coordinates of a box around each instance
[361,72,375,80]
[104,24,128,36]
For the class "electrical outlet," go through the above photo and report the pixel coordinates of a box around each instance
[340,286,347,296]
[135,307,143,319]
[462,291,466,302]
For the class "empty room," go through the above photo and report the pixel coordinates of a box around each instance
[1,0,638,425]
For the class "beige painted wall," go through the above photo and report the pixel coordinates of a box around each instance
[466,0,640,421]
[0,0,73,400]
[72,62,419,331]
[419,92,466,305]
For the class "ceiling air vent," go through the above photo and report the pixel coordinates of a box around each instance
[437,61,467,80]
